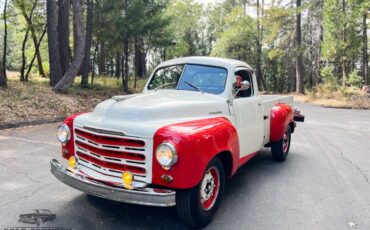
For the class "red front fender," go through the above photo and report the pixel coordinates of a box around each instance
[152,117,240,189]
[61,113,85,159]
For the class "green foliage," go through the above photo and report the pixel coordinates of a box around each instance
[320,65,338,91]
[347,70,363,87]
[3,0,47,74]
[1,0,368,95]
[164,0,206,58]
[94,0,173,66]
[211,7,257,64]
[322,0,365,80]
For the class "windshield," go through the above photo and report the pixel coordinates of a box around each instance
[147,64,228,95]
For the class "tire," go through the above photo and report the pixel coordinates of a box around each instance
[176,157,225,228]
[36,218,42,227]
[271,125,291,162]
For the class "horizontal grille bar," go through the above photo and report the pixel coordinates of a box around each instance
[76,151,146,175]
[76,140,145,162]
[82,126,125,136]
[75,128,145,148]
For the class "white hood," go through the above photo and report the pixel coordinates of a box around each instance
[74,90,230,138]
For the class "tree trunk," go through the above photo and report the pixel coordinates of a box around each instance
[31,27,45,77]
[256,0,265,91]
[0,67,6,88]
[314,0,323,87]
[54,0,85,91]
[134,36,140,88]
[309,14,313,88]
[58,0,70,75]
[98,42,106,75]
[341,0,346,87]
[134,39,138,89]
[19,0,37,82]
[110,58,114,76]
[141,52,147,77]
[121,54,124,81]
[26,24,47,80]
[295,0,304,94]
[18,0,45,78]
[20,27,30,81]
[123,38,129,92]
[91,42,98,85]
[47,0,63,86]
[123,0,129,91]
[19,2,45,78]
[115,52,120,77]
[363,10,368,85]
[135,37,146,78]
[81,0,93,87]
[2,0,8,79]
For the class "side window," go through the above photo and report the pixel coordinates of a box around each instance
[233,69,254,98]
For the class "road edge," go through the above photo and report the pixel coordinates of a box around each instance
[0,116,66,130]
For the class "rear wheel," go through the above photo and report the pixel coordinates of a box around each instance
[176,157,225,228]
[271,125,291,161]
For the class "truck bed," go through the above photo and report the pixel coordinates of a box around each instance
[261,95,293,107]
[261,95,294,145]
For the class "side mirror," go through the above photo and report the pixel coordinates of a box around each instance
[239,80,251,91]
[234,80,251,97]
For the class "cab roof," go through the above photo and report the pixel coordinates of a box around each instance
[157,56,253,70]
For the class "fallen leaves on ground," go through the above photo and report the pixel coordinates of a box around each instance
[0,74,126,124]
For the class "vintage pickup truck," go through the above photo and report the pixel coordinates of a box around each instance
[51,57,304,227]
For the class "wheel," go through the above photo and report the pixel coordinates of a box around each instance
[176,157,225,228]
[271,125,291,161]
[36,218,42,227]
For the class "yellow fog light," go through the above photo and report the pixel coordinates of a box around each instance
[68,156,77,168]
[122,171,134,189]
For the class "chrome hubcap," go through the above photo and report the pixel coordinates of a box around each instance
[201,171,215,200]
[200,166,220,210]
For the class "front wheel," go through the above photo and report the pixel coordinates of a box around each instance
[36,218,42,227]
[176,157,225,228]
[271,125,291,161]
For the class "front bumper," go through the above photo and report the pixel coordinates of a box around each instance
[50,159,176,207]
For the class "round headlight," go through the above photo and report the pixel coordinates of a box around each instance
[156,143,178,169]
[57,124,70,143]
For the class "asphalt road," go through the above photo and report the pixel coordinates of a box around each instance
[0,102,369,230]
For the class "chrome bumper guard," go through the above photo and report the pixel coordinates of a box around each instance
[50,159,176,207]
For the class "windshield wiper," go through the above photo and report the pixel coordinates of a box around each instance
[184,81,203,93]
[154,82,177,90]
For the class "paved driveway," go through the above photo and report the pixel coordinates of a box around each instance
[0,103,369,229]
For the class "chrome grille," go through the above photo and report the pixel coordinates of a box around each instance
[73,126,151,185]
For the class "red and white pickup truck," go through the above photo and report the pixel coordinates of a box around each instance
[51,57,304,227]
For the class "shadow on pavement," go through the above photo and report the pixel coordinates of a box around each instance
[53,149,290,229]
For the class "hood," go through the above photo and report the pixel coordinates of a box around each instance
[74,90,230,138]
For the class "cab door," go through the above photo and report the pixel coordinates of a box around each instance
[231,69,264,158]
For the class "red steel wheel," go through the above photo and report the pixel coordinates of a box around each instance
[200,166,220,211]
[282,130,290,153]
[271,125,291,161]
[176,157,225,228]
